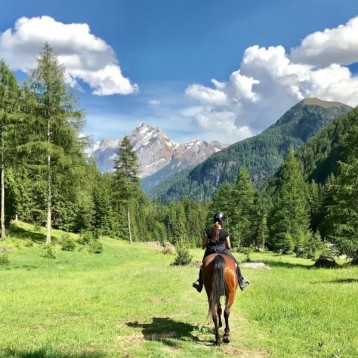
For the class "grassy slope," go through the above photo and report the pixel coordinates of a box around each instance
[0,222,357,358]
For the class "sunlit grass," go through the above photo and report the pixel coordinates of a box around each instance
[0,222,357,357]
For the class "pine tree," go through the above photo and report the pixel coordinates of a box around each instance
[0,60,20,238]
[269,148,311,253]
[113,136,140,244]
[209,181,232,228]
[20,43,84,243]
[326,108,358,263]
[231,168,256,248]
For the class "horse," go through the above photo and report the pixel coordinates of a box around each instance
[202,253,238,345]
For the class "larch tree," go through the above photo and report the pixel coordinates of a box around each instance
[113,136,140,244]
[21,43,84,244]
[0,60,20,239]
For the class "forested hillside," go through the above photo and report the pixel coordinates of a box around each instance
[1,46,357,265]
[153,98,351,202]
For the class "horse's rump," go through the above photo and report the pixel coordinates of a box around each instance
[201,253,239,345]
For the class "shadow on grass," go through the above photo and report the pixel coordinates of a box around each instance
[324,278,358,284]
[127,317,202,347]
[9,224,46,244]
[258,259,312,269]
[2,348,104,358]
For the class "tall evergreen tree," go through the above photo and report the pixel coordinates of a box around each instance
[269,148,311,253]
[20,43,84,243]
[231,168,256,248]
[113,136,140,244]
[325,108,358,263]
[0,60,20,238]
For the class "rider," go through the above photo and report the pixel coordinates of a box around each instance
[192,211,250,292]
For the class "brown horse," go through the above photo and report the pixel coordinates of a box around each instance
[202,253,238,345]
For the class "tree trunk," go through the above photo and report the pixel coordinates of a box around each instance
[46,121,51,245]
[1,134,5,239]
[127,206,133,244]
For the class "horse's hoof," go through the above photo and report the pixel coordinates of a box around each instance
[223,336,230,344]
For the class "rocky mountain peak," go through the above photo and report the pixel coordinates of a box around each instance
[88,123,225,179]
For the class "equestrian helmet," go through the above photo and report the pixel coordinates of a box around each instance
[213,211,226,223]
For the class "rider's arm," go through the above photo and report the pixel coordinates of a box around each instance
[225,236,232,250]
[202,233,208,249]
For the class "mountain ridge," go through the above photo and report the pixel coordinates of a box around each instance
[88,123,226,178]
[152,98,352,202]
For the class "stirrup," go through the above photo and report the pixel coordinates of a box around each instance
[239,279,250,291]
[192,282,203,292]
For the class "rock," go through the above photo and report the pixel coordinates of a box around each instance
[314,255,338,268]
[241,262,271,269]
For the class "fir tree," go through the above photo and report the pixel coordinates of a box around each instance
[231,168,255,248]
[326,108,358,263]
[269,148,311,253]
[0,60,20,238]
[113,136,140,244]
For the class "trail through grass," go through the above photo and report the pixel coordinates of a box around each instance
[0,222,357,357]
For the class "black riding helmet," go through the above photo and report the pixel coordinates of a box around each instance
[213,211,226,223]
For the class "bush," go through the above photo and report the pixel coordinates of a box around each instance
[172,245,192,266]
[43,244,56,259]
[162,242,175,255]
[61,233,76,251]
[78,230,98,245]
[25,241,34,247]
[88,240,103,254]
[0,253,10,265]
[243,247,253,262]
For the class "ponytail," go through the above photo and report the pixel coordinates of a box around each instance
[211,222,221,243]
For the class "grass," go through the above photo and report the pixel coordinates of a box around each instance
[0,222,357,357]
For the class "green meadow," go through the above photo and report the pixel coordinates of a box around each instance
[0,222,357,358]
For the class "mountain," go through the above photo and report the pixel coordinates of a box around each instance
[88,123,226,181]
[153,98,352,202]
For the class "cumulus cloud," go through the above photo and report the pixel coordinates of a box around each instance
[291,17,358,67]
[185,16,358,143]
[0,16,138,95]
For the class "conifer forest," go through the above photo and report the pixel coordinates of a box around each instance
[1,44,357,265]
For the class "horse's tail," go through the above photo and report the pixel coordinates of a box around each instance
[209,255,226,318]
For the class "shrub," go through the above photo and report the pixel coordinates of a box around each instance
[61,233,76,251]
[0,253,10,265]
[43,244,56,259]
[172,245,192,266]
[243,247,253,262]
[78,230,95,245]
[88,240,103,254]
[25,241,34,247]
[33,223,42,232]
[162,242,175,255]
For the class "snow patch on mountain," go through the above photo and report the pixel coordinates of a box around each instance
[88,123,226,178]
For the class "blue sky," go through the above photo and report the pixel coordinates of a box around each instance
[1,0,357,144]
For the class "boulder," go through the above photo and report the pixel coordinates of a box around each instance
[314,255,338,268]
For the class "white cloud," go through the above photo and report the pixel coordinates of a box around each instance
[185,16,358,141]
[0,16,138,95]
[185,82,228,106]
[291,17,358,67]
[149,99,161,105]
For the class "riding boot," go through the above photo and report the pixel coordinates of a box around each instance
[192,269,203,292]
[237,266,250,291]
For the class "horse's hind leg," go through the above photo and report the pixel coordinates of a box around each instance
[211,303,221,345]
[223,294,235,344]
[217,303,223,328]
